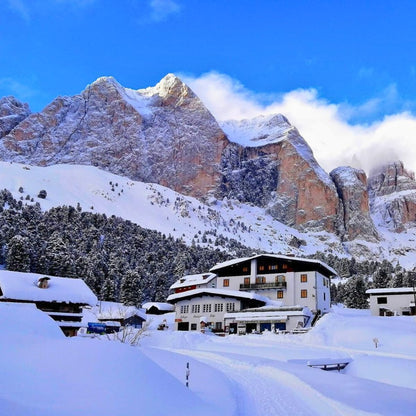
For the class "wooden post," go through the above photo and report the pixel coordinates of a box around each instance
[185,362,190,388]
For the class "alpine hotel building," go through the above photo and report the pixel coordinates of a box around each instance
[167,254,336,334]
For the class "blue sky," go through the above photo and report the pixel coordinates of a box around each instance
[1,0,416,172]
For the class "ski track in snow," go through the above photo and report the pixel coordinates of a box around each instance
[169,349,374,416]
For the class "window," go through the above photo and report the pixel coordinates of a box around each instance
[223,279,230,287]
[377,297,388,304]
[191,304,200,314]
[276,275,285,283]
[268,264,278,271]
[301,289,308,298]
[190,323,197,330]
[180,305,189,314]
[244,277,250,286]
[256,276,266,284]
[215,322,222,330]
[301,274,308,283]
[259,265,265,271]
[214,303,224,312]
[277,291,284,299]
[323,293,326,301]
[203,304,211,313]
[226,302,235,312]
[242,266,249,273]
[282,264,288,270]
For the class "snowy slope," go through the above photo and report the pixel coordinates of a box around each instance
[1,161,416,266]
[0,161,345,257]
[220,114,294,147]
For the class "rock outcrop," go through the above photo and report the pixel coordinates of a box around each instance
[330,166,378,241]
[219,115,341,232]
[0,96,30,138]
[368,161,416,232]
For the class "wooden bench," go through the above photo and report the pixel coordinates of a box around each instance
[307,358,351,372]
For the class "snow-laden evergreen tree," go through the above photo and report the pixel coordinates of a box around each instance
[6,234,31,272]
[101,277,116,301]
[342,276,368,309]
[120,269,140,306]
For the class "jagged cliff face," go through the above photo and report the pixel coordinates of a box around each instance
[368,161,416,232]
[0,96,30,138]
[330,167,379,241]
[0,75,228,199]
[219,115,341,232]
[0,74,413,241]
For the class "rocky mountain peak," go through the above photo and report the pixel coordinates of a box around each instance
[137,73,199,109]
[0,96,31,138]
[368,161,416,198]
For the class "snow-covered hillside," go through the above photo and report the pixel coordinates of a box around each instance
[1,302,415,415]
[1,161,416,267]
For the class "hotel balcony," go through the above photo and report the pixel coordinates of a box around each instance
[239,282,287,290]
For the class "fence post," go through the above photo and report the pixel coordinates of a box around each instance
[186,362,190,388]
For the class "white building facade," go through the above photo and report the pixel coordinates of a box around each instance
[210,254,333,314]
[366,288,416,316]
[168,254,336,333]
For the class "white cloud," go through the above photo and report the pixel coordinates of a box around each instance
[149,0,180,22]
[183,71,416,175]
[0,77,38,101]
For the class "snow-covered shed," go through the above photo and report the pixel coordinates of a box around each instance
[0,270,98,336]
[94,301,147,328]
[142,302,175,315]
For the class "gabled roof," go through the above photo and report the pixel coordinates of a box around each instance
[142,302,175,312]
[167,288,269,305]
[366,287,415,295]
[169,272,217,290]
[0,270,98,306]
[210,253,337,277]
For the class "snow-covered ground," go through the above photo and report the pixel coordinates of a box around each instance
[1,302,415,415]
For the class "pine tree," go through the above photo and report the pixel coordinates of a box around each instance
[342,276,368,309]
[120,269,140,306]
[6,235,31,272]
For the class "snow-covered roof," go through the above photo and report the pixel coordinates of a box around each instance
[366,287,416,295]
[0,302,65,339]
[167,288,269,304]
[169,272,217,290]
[210,254,337,276]
[142,302,175,312]
[0,270,98,306]
[95,301,147,320]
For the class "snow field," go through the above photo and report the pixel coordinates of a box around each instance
[1,299,416,415]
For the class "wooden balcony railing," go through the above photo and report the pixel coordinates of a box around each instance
[239,281,287,290]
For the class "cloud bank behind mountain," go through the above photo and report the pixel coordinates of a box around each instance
[184,71,416,175]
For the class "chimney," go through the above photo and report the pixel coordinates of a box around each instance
[37,277,50,289]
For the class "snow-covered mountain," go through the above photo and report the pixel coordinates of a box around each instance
[1,74,416,267]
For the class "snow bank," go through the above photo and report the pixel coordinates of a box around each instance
[305,306,416,355]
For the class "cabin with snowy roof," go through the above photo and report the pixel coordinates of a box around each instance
[94,301,147,329]
[142,302,175,315]
[0,270,98,337]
